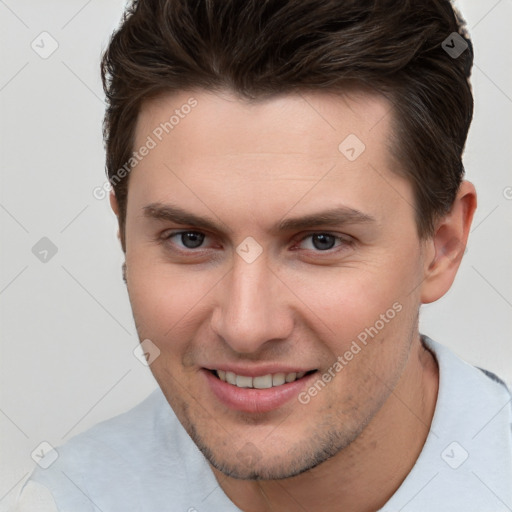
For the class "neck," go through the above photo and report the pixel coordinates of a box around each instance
[211,337,439,512]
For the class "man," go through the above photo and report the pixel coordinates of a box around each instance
[15,0,512,510]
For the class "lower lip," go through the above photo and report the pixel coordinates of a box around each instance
[203,369,317,413]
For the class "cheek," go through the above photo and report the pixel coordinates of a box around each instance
[125,249,217,343]
[279,251,420,344]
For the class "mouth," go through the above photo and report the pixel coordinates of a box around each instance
[204,368,319,413]
[211,369,316,389]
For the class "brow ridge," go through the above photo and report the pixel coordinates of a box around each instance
[143,202,375,235]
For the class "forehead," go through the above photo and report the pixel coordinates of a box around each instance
[127,88,412,232]
[135,88,393,159]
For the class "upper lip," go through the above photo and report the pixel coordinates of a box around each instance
[202,365,316,377]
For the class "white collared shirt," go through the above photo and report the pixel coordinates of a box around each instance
[13,337,512,511]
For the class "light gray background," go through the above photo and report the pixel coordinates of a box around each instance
[1,1,511,509]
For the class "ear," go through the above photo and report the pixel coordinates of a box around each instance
[420,180,477,304]
[109,190,124,247]
[109,190,119,216]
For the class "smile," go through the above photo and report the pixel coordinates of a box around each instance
[204,367,319,413]
[215,370,310,389]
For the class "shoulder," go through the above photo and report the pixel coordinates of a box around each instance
[424,335,512,432]
[19,389,180,510]
[17,388,230,511]
[381,336,512,511]
[17,388,238,511]
[44,388,172,469]
[12,481,59,512]
[48,387,174,465]
[423,334,512,404]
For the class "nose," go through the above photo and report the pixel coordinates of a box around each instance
[210,254,294,355]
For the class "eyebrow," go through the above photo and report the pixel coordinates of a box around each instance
[143,202,376,235]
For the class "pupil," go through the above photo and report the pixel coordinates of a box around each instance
[182,232,204,249]
[312,234,335,250]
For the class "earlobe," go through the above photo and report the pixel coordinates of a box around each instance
[420,181,477,304]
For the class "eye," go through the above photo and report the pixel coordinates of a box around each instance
[164,231,206,249]
[296,233,351,252]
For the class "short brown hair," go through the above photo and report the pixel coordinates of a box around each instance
[101,0,473,247]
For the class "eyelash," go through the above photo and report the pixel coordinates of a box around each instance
[159,230,354,255]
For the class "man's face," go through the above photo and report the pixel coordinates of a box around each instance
[123,89,428,479]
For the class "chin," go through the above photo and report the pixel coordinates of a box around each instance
[187,418,359,481]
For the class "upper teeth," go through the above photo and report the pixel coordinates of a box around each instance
[216,370,306,389]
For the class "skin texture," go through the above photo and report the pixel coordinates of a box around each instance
[111,89,476,512]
